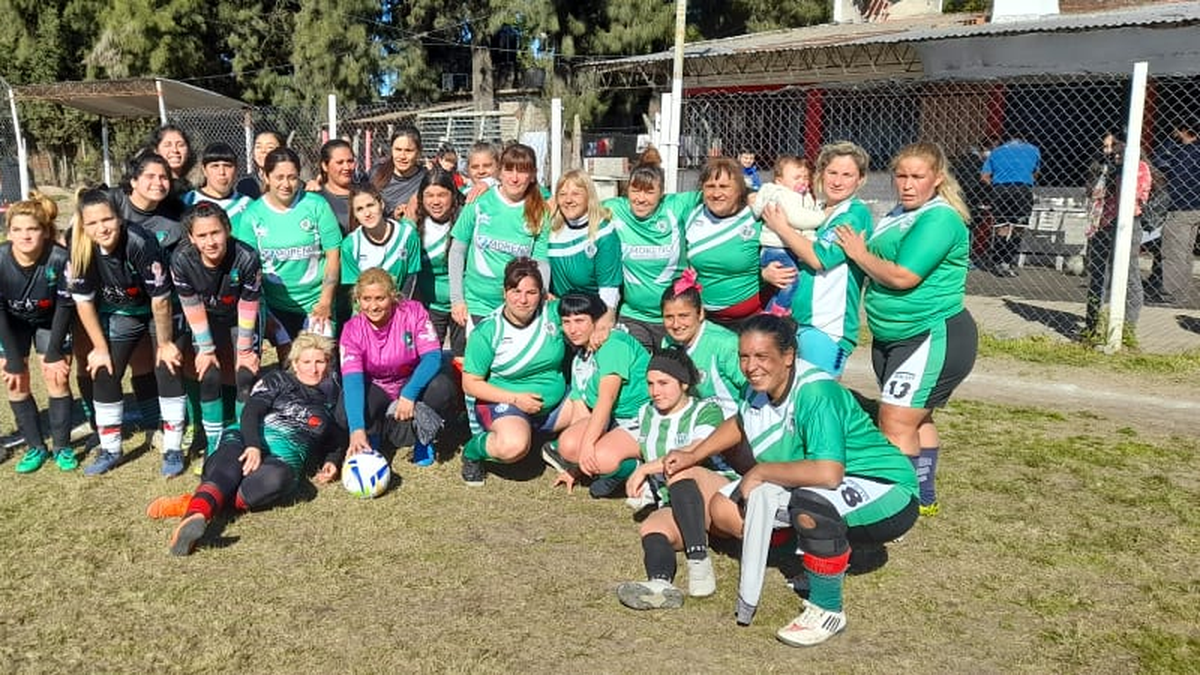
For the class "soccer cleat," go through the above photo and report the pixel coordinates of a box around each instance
[616,579,685,610]
[161,450,185,478]
[147,494,191,519]
[411,441,435,467]
[169,513,207,556]
[53,448,79,472]
[588,475,624,499]
[686,557,717,597]
[540,441,576,474]
[461,457,485,487]
[15,448,50,474]
[776,600,847,647]
[83,450,122,476]
[919,501,940,518]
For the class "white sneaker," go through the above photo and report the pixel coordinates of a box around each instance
[616,579,685,610]
[686,557,716,597]
[776,600,847,647]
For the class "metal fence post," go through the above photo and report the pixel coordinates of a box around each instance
[1107,61,1149,352]
[3,79,30,199]
[550,97,563,190]
[328,94,338,140]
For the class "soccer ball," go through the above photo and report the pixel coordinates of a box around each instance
[342,451,391,498]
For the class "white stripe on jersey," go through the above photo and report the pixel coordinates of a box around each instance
[489,310,555,378]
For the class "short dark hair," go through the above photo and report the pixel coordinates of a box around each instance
[182,201,232,234]
[558,292,607,321]
[201,142,238,167]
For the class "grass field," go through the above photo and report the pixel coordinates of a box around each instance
[1,389,1198,674]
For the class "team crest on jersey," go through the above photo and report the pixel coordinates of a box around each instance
[298,218,316,233]
[404,331,414,346]
[544,322,557,336]
[655,219,669,233]
[674,432,690,447]
[739,223,756,240]
[584,242,597,258]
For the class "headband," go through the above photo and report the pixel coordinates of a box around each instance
[647,353,694,387]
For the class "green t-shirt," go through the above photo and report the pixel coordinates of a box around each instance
[451,187,550,316]
[548,219,622,298]
[569,329,650,421]
[684,204,762,311]
[792,197,872,350]
[864,197,970,342]
[463,301,566,415]
[605,191,701,322]
[236,192,343,315]
[417,217,452,313]
[340,218,422,288]
[662,320,745,417]
[737,363,917,497]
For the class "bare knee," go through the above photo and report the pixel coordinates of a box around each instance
[488,434,529,463]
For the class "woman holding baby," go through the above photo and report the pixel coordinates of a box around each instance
[760,141,873,378]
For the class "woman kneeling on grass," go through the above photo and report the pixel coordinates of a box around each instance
[541,292,650,498]
[147,333,346,556]
[663,314,918,646]
[615,348,735,609]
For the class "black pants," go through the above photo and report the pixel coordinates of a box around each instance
[200,429,296,512]
[336,372,460,448]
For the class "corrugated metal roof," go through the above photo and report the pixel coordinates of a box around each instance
[12,78,243,117]
[587,2,1200,71]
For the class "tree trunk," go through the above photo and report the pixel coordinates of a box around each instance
[472,43,494,112]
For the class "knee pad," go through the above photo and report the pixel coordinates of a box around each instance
[788,489,849,558]
[199,364,223,398]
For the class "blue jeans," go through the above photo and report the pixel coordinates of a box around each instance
[761,246,800,312]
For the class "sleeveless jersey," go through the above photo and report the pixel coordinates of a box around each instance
[738,361,917,496]
[568,329,650,421]
[169,239,262,327]
[548,219,622,298]
[662,320,745,417]
[340,218,422,288]
[416,217,452,313]
[605,191,701,322]
[235,191,343,315]
[463,301,566,415]
[0,243,72,327]
[67,224,172,316]
[684,204,762,311]
[792,197,872,349]
[451,187,550,316]
[864,197,970,342]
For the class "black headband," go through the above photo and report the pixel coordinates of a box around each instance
[647,354,693,387]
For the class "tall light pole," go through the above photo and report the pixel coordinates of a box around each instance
[664,0,686,193]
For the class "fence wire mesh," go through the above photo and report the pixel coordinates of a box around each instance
[679,73,1200,353]
[0,80,22,207]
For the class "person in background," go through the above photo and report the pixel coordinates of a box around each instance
[1150,121,1200,304]
[464,141,499,195]
[413,167,467,355]
[435,143,466,190]
[0,193,77,473]
[980,133,1040,277]
[371,126,427,221]
[183,142,253,224]
[235,130,284,200]
[836,142,977,517]
[150,124,196,199]
[314,139,358,235]
[739,151,762,192]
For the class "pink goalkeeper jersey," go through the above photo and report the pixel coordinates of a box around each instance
[339,299,441,398]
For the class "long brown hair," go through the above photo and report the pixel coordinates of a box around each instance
[370,127,423,190]
[499,143,548,237]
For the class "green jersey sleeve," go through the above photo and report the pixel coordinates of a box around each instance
[340,236,360,284]
[595,224,623,289]
[462,319,497,377]
[812,200,872,270]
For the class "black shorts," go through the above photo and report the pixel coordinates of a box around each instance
[990,184,1034,226]
[617,316,666,353]
[872,309,977,409]
[0,322,70,361]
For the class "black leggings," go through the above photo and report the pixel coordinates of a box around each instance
[199,430,296,512]
[339,372,459,448]
[92,337,184,403]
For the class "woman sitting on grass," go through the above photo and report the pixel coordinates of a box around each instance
[615,348,735,610]
[540,292,650,498]
[0,193,77,473]
[339,268,456,467]
[147,332,346,556]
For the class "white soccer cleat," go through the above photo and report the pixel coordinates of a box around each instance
[686,557,717,597]
[776,600,847,647]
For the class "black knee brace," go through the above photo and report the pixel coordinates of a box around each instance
[199,362,223,401]
[788,489,849,558]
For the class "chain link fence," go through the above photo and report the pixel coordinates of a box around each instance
[676,72,1200,354]
[1,78,24,210]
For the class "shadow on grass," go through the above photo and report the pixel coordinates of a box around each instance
[1002,298,1081,339]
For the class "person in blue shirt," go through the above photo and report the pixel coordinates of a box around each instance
[981,135,1041,277]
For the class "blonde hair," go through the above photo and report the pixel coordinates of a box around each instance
[890,142,971,222]
[4,191,59,241]
[551,170,611,238]
[70,188,120,279]
[287,333,335,370]
[814,141,870,196]
[354,267,397,301]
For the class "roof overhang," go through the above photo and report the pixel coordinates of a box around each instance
[12,78,244,117]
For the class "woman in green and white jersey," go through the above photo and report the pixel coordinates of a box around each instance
[660,273,746,417]
[459,259,566,487]
[541,293,649,498]
[603,161,701,351]
[761,141,873,378]
[683,157,764,326]
[835,142,977,518]
[340,183,422,297]
[234,148,342,359]
[449,143,551,326]
[413,167,467,355]
[665,314,918,645]
[548,170,622,321]
[615,348,738,611]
